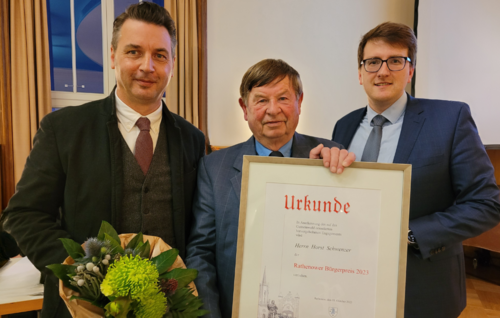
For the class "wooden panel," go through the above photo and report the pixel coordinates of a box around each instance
[463,223,500,253]
[486,148,500,185]
[463,148,500,252]
[0,0,15,210]
[197,0,209,154]
[211,145,228,152]
[0,148,2,207]
[0,299,43,315]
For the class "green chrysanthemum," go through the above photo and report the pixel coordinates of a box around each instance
[100,254,159,300]
[135,287,168,318]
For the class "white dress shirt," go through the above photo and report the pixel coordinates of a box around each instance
[348,93,407,163]
[115,92,163,154]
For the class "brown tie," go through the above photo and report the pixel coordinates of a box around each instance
[135,117,153,175]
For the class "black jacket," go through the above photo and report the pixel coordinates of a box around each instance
[2,91,205,317]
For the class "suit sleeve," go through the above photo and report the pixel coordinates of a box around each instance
[331,121,340,141]
[410,103,500,259]
[185,157,222,318]
[2,115,71,273]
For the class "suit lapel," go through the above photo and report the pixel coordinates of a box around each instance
[162,104,186,251]
[393,95,426,164]
[291,132,308,158]
[335,108,366,148]
[230,137,257,201]
[104,91,123,227]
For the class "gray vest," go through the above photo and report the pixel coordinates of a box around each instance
[118,120,177,248]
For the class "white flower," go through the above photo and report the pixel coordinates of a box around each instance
[77,265,85,272]
[86,262,94,271]
[77,279,85,286]
[93,266,100,273]
[105,254,111,260]
[102,259,109,265]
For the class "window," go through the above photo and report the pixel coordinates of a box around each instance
[47,0,163,109]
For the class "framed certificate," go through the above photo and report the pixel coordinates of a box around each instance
[233,156,411,318]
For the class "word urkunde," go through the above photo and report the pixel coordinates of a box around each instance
[284,195,350,213]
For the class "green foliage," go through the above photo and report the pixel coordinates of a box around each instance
[104,233,125,254]
[46,264,79,292]
[59,238,85,260]
[97,221,120,245]
[166,287,209,318]
[104,296,134,318]
[134,240,150,259]
[125,233,143,250]
[160,268,198,289]
[151,248,178,275]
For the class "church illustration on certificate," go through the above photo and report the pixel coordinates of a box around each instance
[258,269,300,318]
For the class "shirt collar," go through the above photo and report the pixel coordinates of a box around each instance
[255,137,293,157]
[366,93,407,125]
[115,91,163,133]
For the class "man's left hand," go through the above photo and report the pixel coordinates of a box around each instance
[309,144,356,174]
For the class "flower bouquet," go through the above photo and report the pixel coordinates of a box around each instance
[47,221,209,318]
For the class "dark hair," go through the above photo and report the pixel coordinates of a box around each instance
[358,22,417,68]
[112,2,177,58]
[240,59,303,105]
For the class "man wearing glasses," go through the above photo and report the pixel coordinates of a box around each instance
[331,22,500,317]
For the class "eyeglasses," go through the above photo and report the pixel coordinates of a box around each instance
[360,57,412,73]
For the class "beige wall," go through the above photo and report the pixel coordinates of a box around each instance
[207,0,415,147]
[416,0,500,145]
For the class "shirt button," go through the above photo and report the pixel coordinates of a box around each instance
[143,209,150,215]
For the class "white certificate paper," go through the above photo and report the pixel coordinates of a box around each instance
[234,157,411,318]
[259,183,381,318]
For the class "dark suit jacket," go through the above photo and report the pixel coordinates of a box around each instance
[332,94,500,318]
[2,91,205,318]
[185,133,343,318]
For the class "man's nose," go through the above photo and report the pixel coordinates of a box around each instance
[140,54,154,72]
[377,61,391,76]
[267,99,281,114]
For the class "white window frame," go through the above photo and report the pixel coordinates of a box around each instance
[51,0,117,108]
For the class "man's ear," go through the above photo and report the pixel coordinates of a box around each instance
[298,93,304,115]
[239,98,249,121]
[358,68,363,85]
[408,65,415,83]
[110,46,116,69]
[171,57,176,78]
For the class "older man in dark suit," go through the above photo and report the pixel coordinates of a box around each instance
[330,22,500,317]
[185,59,354,318]
[1,3,204,318]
